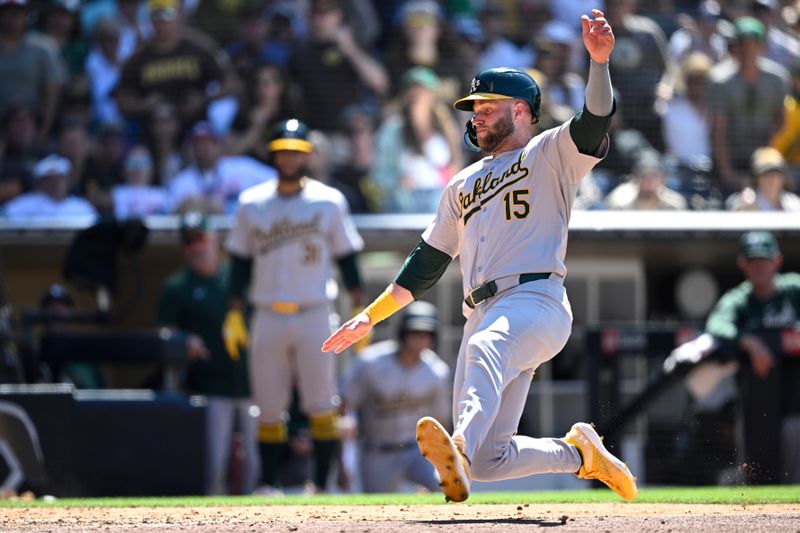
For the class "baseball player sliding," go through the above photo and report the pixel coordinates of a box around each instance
[323,9,638,502]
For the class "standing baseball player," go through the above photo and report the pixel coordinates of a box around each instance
[323,9,638,502]
[224,119,365,494]
[341,301,450,493]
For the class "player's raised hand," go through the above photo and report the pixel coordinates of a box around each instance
[581,9,614,64]
[322,311,374,354]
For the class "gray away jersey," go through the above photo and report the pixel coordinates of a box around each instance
[342,340,451,446]
[226,178,364,307]
[422,121,604,303]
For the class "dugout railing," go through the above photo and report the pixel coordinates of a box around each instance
[586,323,800,485]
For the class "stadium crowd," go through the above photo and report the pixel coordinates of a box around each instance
[2,0,800,218]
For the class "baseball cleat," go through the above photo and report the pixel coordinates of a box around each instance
[563,422,638,501]
[416,417,471,503]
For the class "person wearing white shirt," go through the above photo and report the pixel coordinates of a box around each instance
[3,154,97,220]
[169,121,276,214]
[112,145,174,219]
[662,52,713,170]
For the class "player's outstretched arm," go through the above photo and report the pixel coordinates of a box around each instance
[322,282,414,354]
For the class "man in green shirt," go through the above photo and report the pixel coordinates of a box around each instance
[704,230,800,483]
[157,211,259,495]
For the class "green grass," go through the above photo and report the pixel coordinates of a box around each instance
[1,486,799,508]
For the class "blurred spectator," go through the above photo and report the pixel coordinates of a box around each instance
[287,0,388,133]
[661,52,722,209]
[307,129,366,213]
[116,0,236,130]
[726,146,800,211]
[2,154,97,219]
[710,16,790,197]
[592,92,656,195]
[86,18,125,126]
[662,52,713,171]
[263,1,309,51]
[770,62,800,185]
[383,0,463,101]
[228,64,297,162]
[0,0,66,146]
[144,101,184,186]
[373,67,462,213]
[330,104,379,213]
[225,4,290,80]
[112,144,173,218]
[534,21,585,114]
[750,0,800,70]
[340,301,450,493]
[0,102,42,187]
[169,121,275,214]
[605,150,687,210]
[450,16,486,88]
[476,1,534,73]
[157,211,259,495]
[668,0,729,63]
[38,0,87,77]
[56,119,92,194]
[58,77,93,129]
[605,0,676,151]
[188,0,249,48]
[80,121,127,217]
[516,0,554,43]
[115,0,152,58]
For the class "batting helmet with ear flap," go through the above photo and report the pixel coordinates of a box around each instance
[455,68,541,152]
[454,67,541,120]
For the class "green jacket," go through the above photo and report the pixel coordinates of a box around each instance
[157,263,250,397]
[705,272,800,413]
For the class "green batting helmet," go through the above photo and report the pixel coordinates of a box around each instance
[454,67,541,120]
[268,119,313,153]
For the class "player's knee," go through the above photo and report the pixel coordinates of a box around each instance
[468,446,512,481]
[309,410,339,441]
[258,421,289,444]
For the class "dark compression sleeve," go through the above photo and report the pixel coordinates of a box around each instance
[394,240,453,300]
[336,252,363,291]
[569,100,616,156]
[229,254,252,300]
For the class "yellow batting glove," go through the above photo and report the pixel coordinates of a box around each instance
[351,306,373,354]
[222,309,249,361]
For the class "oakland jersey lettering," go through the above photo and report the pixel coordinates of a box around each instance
[252,214,323,255]
[459,151,529,223]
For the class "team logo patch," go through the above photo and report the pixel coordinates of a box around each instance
[470,77,480,94]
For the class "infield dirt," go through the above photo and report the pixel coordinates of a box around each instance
[4,503,800,532]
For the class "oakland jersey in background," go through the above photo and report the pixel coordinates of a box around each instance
[225,119,364,494]
[342,302,450,493]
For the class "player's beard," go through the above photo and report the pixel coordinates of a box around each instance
[278,166,307,183]
[478,108,515,152]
